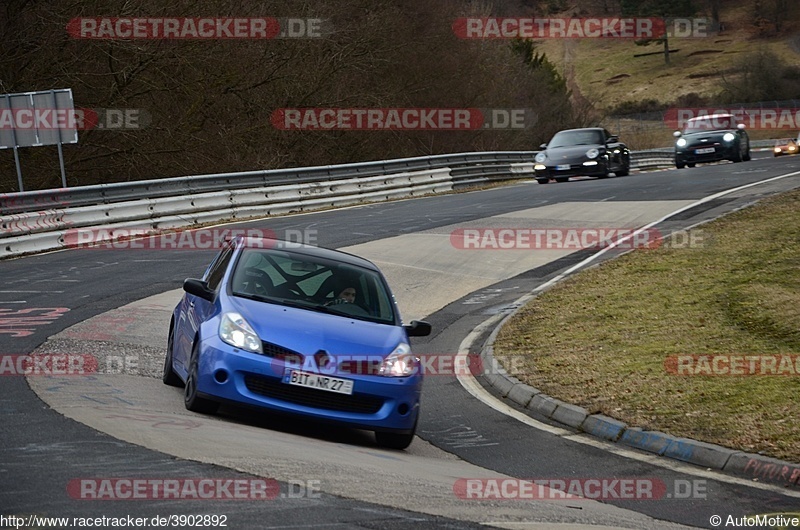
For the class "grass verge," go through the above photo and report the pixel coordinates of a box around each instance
[493,188,800,462]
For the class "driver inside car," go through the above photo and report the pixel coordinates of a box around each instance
[325,287,356,306]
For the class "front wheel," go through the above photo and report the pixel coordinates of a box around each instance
[554,177,569,183]
[376,415,417,450]
[535,178,549,185]
[163,325,182,387]
[184,343,219,414]
[731,144,743,163]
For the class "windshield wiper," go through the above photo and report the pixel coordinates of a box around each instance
[233,292,386,322]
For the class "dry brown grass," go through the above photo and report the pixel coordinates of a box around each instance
[494,189,800,462]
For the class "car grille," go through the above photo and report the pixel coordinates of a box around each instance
[244,374,385,414]
[261,341,304,364]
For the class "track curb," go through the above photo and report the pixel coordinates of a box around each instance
[478,316,800,488]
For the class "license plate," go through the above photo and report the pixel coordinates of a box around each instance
[556,164,571,170]
[284,370,354,395]
[695,147,715,154]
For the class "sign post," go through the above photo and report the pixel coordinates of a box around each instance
[0,88,79,191]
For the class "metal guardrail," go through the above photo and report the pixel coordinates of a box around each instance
[2,140,782,216]
[0,152,550,257]
[0,152,537,215]
[5,143,756,258]
[632,148,674,171]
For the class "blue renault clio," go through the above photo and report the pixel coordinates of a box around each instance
[163,236,431,449]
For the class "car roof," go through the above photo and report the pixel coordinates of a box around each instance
[686,114,735,122]
[234,236,381,271]
[554,127,604,133]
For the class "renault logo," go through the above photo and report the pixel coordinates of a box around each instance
[314,350,332,369]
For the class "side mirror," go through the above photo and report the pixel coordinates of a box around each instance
[184,278,214,301]
[539,143,548,149]
[673,131,682,138]
[404,320,432,337]
[607,135,619,143]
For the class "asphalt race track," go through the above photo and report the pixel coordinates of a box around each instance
[2,153,800,529]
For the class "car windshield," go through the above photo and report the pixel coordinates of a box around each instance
[547,130,604,148]
[230,247,396,325]
[683,115,735,133]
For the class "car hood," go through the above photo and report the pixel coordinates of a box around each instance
[545,145,600,161]
[227,295,406,357]
[681,130,736,139]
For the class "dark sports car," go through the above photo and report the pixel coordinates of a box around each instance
[673,114,750,168]
[533,128,630,184]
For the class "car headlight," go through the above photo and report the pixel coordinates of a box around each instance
[676,138,687,147]
[219,312,263,353]
[774,147,782,153]
[723,133,735,142]
[379,343,418,377]
[534,152,547,163]
[586,148,599,159]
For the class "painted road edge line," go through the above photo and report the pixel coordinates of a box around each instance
[456,169,800,493]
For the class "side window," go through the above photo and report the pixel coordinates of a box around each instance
[205,243,235,291]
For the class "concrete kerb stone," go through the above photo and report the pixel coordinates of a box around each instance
[506,383,540,408]
[581,414,626,442]
[619,428,677,456]
[527,393,562,418]
[484,370,517,398]
[472,278,800,485]
[724,453,800,488]
[479,343,519,398]
[551,402,589,430]
[663,438,739,470]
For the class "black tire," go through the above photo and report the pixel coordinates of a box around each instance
[676,160,686,169]
[731,144,743,162]
[743,147,751,161]
[162,325,182,387]
[184,343,219,414]
[375,416,417,450]
[687,162,696,168]
[615,165,630,177]
[535,178,549,185]
[554,177,569,183]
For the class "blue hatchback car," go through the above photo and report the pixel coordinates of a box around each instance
[163,236,431,449]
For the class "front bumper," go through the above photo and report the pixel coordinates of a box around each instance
[194,335,421,433]
[676,143,737,164]
[774,147,798,157]
[534,162,608,179]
